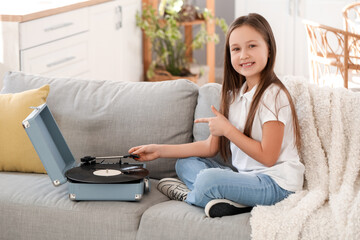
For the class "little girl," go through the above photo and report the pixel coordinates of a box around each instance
[129,13,304,218]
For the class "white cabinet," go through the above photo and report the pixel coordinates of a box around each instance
[20,8,90,78]
[88,0,143,82]
[0,0,142,89]
[235,0,355,78]
[115,0,143,82]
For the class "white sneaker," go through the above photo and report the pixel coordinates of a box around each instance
[157,178,190,201]
[205,199,253,218]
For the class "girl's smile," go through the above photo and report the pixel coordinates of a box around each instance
[240,62,255,68]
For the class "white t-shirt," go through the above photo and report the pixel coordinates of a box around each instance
[228,82,304,192]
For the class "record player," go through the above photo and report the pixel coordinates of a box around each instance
[22,103,150,201]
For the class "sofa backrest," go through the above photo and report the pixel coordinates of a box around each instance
[192,82,235,168]
[193,83,221,142]
[1,72,199,179]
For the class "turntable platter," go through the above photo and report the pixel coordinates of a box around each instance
[65,163,149,184]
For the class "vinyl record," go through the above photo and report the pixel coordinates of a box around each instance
[65,163,149,184]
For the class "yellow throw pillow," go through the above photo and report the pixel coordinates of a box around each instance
[0,85,50,173]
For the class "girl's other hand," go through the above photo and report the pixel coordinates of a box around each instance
[194,105,233,137]
[128,144,160,161]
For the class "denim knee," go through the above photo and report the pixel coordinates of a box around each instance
[175,157,192,175]
[192,168,225,197]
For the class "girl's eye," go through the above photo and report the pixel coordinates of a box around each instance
[231,47,240,52]
[249,44,256,48]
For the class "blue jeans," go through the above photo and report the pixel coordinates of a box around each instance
[175,157,293,208]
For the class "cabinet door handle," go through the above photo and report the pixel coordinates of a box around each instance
[297,0,302,17]
[46,56,76,68]
[115,6,122,30]
[44,22,74,32]
[288,0,294,16]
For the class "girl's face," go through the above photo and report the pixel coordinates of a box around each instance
[229,25,269,83]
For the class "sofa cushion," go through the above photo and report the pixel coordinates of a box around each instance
[1,72,199,179]
[0,85,49,173]
[0,172,168,240]
[136,200,251,240]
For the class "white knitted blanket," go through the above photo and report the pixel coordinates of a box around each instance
[250,76,360,239]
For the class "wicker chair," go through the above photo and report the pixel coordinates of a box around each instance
[343,2,360,34]
[303,20,360,88]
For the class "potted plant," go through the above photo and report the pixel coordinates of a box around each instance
[136,1,228,81]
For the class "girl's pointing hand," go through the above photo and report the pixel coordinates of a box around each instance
[195,105,233,137]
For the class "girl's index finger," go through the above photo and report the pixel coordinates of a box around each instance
[128,146,141,153]
[131,149,142,155]
[194,118,211,123]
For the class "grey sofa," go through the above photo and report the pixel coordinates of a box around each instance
[0,72,251,240]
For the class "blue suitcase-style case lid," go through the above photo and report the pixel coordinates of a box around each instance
[22,103,76,186]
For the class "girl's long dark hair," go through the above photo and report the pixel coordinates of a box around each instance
[219,13,301,161]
